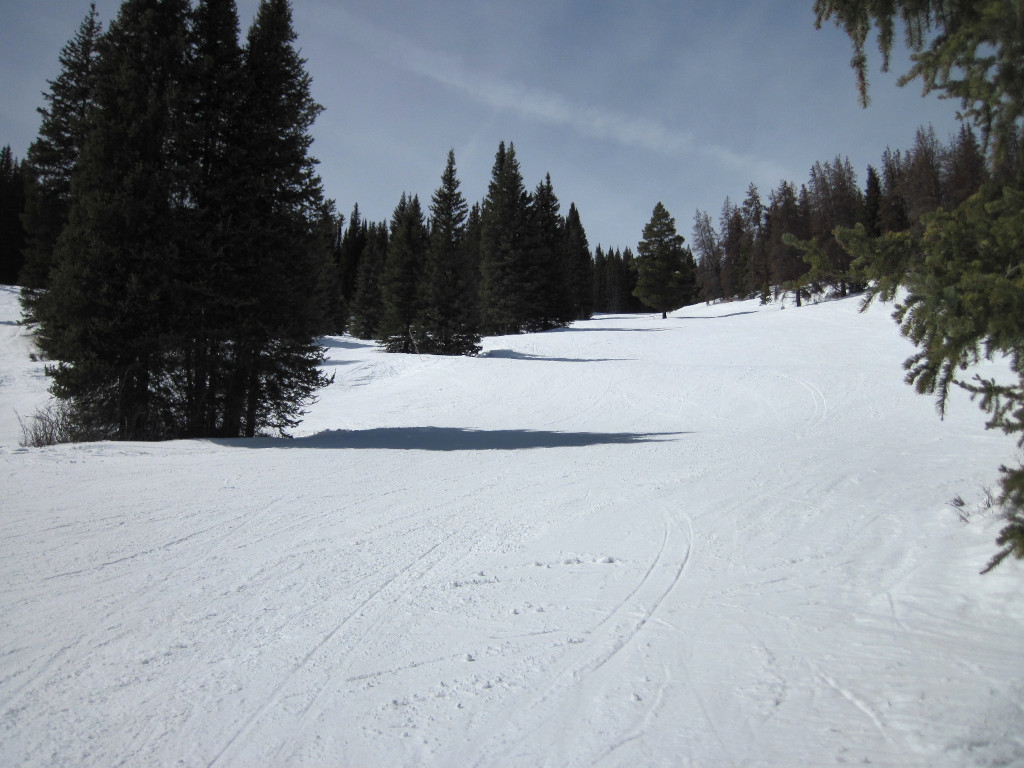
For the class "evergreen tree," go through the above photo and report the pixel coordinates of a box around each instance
[349,221,388,339]
[863,165,882,237]
[35,0,193,440]
[691,209,723,303]
[741,183,771,302]
[175,0,248,436]
[0,147,25,285]
[416,150,480,355]
[562,202,593,320]
[719,199,747,299]
[529,172,567,329]
[378,193,427,353]
[816,0,1024,570]
[337,203,367,311]
[633,202,696,318]
[765,180,811,304]
[478,141,532,335]
[942,124,989,210]
[221,0,334,436]
[19,4,103,297]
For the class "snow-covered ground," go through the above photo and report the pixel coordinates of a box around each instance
[2,282,1022,767]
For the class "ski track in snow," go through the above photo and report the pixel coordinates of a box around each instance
[2,285,1024,767]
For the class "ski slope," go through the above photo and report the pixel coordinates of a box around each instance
[2,283,1022,767]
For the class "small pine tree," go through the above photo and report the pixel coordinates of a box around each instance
[633,202,696,318]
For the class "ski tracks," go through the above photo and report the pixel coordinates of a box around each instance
[467,498,694,766]
[206,517,484,767]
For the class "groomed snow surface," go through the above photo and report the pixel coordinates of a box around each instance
[2,283,1023,767]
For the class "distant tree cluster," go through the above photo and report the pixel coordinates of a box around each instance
[17,0,335,440]
[690,124,989,306]
[336,141,595,351]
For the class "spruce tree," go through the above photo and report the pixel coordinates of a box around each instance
[35,0,192,440]
[633,202,696,318]
[19,4,103,298]
[221,0,334,436]
[817,0,1024,570]
[529,173,567,329]
[563,202,593,320]
[416,150,480,355]
[349,221,388,339]
[478,141,532,335]
[378,193,427,353]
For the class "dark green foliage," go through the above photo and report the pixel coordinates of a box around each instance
[349,222,388,339]
[478,141,534,335]
[0,147,25,285]
[528,173,567,329]
[19,4,102,298]
[378,194,427,353]
[336,203,368,321]
[27,0,332,441]
[633,202,697,318]
[592,246,644,314]
[691,210,724,303]
[416,150,480,356]
[816,0,1024,570]
[814,0,1024,178]
[36,0,193,441]
[563,203,594,320]
[220,0,334,437]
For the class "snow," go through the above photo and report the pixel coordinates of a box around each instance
[2,282,1023,767]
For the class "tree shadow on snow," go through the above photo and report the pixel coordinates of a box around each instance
[481,349,631,363]
[213,427,688,451]
[319,336,376,350]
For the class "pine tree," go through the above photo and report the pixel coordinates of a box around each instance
[633,202,696,318]
[691,209,723,303]
[0,147,25,285]
[416,150,480,355]
[719,199,746,299]
[337,203,368,311]
[221,0,334,437]
[175,0,248,437]
[35,0,193,440]
[478,141,532,335]
[378,193,427,353]
[19,4,103,297]
[529,173,567,329]
[817,0,1024,570]
[562,202,593,320]
[349,221,388,339]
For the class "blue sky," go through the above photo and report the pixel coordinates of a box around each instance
[2,1,965,251]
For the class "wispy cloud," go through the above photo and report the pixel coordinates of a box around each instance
[308,6,792,183]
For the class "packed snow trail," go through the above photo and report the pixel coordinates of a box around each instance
[2,284,1023,767]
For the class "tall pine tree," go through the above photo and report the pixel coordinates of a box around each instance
[19,4,103,298]
[36,0,192,440]
[416,150,480,355]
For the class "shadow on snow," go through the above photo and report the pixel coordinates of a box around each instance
[481,349,631,363]
[211,427,688,451]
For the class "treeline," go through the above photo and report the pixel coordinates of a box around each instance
[689,124,991,305]
[335,141,595,354]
